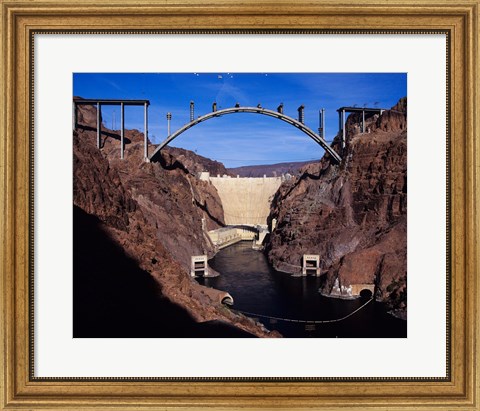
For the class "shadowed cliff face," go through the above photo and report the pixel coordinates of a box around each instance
[73,102,278,337]
[73,205,255,337]
[266,98,407,318]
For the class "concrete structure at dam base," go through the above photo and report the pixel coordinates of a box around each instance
[196,172,286,276]
[207,225,270,250]
[198,172,282,253]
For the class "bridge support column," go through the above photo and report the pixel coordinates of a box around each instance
[72,102,77,131]
[166,112,171,137]
[144,102,148,160]
[298,105,305,124]
[120,102,124,159]
[96,102,101,149]
[318,109,322,138]
[362,110,365,133]
[341,109,346,148]
[321,108,325,139]
[72,102,77,130]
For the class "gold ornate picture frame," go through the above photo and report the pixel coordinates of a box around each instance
[1,0,478,409]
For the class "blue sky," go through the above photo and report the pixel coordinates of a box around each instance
[73,73,406,167]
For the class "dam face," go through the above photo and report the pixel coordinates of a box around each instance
[198,172,282,226]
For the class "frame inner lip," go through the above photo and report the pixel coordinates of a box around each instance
[27,29,451,383]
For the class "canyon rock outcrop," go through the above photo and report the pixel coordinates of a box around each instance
[73,101,277,337]
[166,146,231,177]
[266,98,407,318]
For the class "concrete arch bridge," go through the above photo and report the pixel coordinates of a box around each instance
[149,106,342,163]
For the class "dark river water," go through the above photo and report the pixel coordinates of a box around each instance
[196,242,407,338]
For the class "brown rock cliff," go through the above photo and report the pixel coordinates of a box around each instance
[73,101,277,337]
[266,98,407,317]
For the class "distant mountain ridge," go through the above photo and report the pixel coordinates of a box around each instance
[227,160,319,177]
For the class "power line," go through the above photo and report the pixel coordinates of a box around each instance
[233,298,373,324]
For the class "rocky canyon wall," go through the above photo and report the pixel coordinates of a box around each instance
[73,102,276,337]
[266,98,407,318]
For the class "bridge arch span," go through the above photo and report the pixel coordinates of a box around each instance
[149,106,342,163]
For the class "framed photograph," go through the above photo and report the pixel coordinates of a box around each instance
[1,0,478,410]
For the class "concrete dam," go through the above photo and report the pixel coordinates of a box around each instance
[195,172,283,258]
[198,172,282,226]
